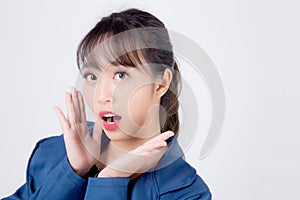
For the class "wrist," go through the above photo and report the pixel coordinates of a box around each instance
[74,167,91,178]
[67,158,92,178]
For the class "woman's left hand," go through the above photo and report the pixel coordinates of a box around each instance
[98,131,174,178]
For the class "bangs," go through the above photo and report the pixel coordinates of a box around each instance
[77,30,145,73]
[76,11,174,75]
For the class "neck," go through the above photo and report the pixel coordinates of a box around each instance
[101,128,161,167]
[110,133,158,151]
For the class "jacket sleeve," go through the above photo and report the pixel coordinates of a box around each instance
[84,177,131,200]
[2,136,88,200]
[159,175,212,200]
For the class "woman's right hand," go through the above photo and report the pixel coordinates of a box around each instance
[54,87,102,178]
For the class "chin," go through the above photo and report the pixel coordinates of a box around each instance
[104,129,133,141]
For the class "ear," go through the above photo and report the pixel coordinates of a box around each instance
[155,68,173,98]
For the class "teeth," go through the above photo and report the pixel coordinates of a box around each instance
[102,113,121,124]
[103,114,115,123]
[104,114,115,117]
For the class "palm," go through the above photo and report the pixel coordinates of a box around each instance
[54,87,102,177]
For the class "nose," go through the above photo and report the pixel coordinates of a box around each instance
[94,72,114,104]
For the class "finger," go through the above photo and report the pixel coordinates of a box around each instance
[146,140,167,150]
[92,122,102,137]
[65,92,77,127]
[77,90,87,123]
[90,122,102,147]
[134,140,167,153]
[71,87,80,121]
[146,131,174,144]
[109,152,142,172]
[53,106,71,132]
[148,148,166,158]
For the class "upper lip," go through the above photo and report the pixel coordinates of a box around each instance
[98,110,120,120]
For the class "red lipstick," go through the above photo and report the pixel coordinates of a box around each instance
[99,111,122,131]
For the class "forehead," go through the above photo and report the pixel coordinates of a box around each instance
[78,27,173,71]
[79,47,150,74]
[80,31,140,65]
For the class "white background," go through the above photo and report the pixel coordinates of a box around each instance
[1,0,300,199]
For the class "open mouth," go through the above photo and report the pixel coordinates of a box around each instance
[99,111,122,131]
[102,114,122,124]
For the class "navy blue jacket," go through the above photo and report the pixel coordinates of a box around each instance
[3,121,211,199]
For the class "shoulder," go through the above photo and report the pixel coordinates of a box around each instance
[24,134,66,193]
[150,136,212,199]
[29,121,95,163]
[27,135,65,173]
[28,120,95,163]
[154,158,211,197]
[32,135,65,156]
[27,134,65,169]
[25,121,95,192]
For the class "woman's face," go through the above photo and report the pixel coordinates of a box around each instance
[82,63,163,145]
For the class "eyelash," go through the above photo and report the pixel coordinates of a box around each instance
[113,71,128,80]
[83,73,97,82]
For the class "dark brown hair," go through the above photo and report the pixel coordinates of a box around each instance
[76,8,182,137]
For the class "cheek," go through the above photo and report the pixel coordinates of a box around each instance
[127,84,155,125]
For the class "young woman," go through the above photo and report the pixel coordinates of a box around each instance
[4,8,211,200]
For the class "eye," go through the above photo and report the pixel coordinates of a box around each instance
[83,73,97,82]
[113,71,128,80]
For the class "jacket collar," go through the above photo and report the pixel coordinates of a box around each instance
[152,136,197,194]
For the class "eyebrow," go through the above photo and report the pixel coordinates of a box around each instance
[80,62,137,74]
[110,61,139,70]
[80,61,104,72]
